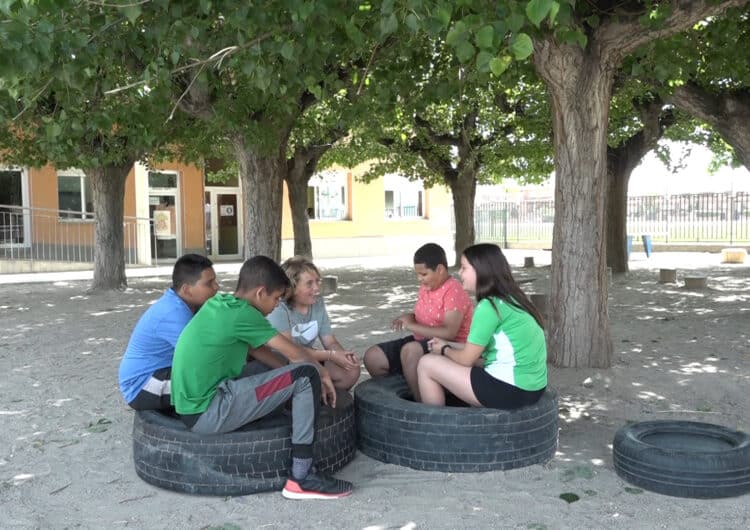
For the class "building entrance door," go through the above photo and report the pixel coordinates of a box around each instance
[205,188,242,260]
[0,168,30,246]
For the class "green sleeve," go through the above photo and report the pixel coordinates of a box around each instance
[467,298,502,347]
[234,304,279,347]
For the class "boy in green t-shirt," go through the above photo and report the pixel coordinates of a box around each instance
[171,255,352,500]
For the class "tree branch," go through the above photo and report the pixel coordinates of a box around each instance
[598,0,749,61]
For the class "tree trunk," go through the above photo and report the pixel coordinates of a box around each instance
[286,157,314,258]
[534,42,614,368]
[607,103,673,273]
[286,144,334,258]
[233,135,287,261]
[448,169,477,267]
[86,162,133,291]
[606,164,630,274]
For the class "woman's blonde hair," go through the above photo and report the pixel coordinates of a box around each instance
[280,255,321,303]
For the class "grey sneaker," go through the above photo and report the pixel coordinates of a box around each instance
[282,470,353,500]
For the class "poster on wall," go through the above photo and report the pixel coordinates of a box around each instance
[153,210,172,237]
[220,205,234,217]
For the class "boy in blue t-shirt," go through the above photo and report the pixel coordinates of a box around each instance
[118,254,218,411]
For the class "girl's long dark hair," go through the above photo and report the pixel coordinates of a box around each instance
[463,243,544,329]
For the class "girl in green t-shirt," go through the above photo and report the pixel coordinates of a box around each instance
[418,243,548,409]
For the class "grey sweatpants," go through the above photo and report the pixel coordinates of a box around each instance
[191,362,321,457]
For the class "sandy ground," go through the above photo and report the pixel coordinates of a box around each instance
[1,249,749,530]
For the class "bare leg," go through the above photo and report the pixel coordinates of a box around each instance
[363,345,389,377]
[400,341,427,401]
[325,360,360,391]
[417,355,481,407]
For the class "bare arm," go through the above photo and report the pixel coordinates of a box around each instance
[396,309,465,340]
[428,338,483,367]
[247,344,287,369]
[321,334,359,370]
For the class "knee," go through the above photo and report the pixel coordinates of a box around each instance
[400,343,423,366]
[417,354,437,378]
[364,346,387,375]
[337,367,360,391]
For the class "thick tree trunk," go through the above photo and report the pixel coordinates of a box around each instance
[671,83,750,170]
[86,162,133,291]
[534,42,614,368]
[233,135,287,261]
[286,158,314,258]
[448,170,477,267]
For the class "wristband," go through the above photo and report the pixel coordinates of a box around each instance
[440,344,451,356]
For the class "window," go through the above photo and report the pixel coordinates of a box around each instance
[307,170,348,220]
[384,174,424,219]
[57,170,93,219]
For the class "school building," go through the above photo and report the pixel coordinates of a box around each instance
[0,161,453,272]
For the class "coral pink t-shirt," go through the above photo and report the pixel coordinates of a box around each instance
[413,276,474,342]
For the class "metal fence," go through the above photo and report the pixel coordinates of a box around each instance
[475,192,750,246]
[0,204,152,266]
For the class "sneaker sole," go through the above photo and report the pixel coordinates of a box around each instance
[281,488,352,500]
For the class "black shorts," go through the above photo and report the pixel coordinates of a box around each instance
[128,366,173,412]
[470,367,545,410]
[377,335,430,375]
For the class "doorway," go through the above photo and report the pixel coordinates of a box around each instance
[148,171,181,263]
[205,188,242,260]
[0,168,30,246]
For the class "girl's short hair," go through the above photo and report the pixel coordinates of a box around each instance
[280,256,321,303]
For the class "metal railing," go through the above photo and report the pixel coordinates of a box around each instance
[473,192,750,247]
[1,204,152,266]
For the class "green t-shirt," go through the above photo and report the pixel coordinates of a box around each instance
[467,297,547,391]
[171,293,278,414]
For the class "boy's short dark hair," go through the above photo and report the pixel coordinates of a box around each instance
[236,255,291,293]
[413,243,447,270]
[172,254,213,291]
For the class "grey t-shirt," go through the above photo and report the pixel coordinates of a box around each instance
[266,297,333,348]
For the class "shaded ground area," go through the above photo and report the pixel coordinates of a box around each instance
[1,250,749,529]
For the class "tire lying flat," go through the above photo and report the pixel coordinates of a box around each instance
[354,376,558,472]
[132,390,355,496]
[613,420,750,498]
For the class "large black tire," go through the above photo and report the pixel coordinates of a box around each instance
[354,376,558,472]
[132,391,355,496]
[613,420,750,499]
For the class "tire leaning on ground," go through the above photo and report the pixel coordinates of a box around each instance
[354,376,559,472]
[613,420,750,499]
[132,390,356,496]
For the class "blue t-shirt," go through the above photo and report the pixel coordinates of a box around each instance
[118,288,194,403]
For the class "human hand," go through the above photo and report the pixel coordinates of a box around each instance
[319,368,337,408]
[330,350,359,370]
[427,338,446,355]
[392,313,416,331]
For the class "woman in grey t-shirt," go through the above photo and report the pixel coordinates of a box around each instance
[267,256,360,390]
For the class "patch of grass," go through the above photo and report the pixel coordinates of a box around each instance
[559,492,580,503]
[85,417,112,433]
[583,489,598,496]
[526,524,548,530]
[624,487,644,494]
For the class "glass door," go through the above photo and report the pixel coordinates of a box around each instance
[205,188,242,259]
[148,171,180,262]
